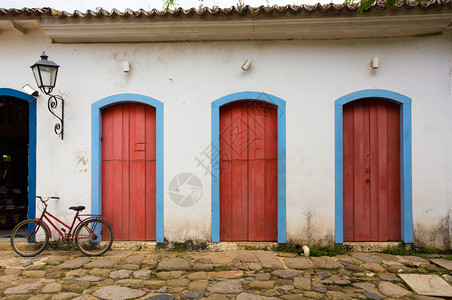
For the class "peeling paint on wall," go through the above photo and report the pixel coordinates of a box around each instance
[73,150,88,173]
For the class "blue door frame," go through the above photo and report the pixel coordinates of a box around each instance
[334,89,413,243]
[91,93,164,243]
[211,91,287,243]
[0,88,37,219]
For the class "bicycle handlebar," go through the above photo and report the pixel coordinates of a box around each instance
[36,196,60,202]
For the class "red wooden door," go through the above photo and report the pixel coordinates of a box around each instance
[102,103,156,241]
[343,99,401,241]
[219,101,278,241]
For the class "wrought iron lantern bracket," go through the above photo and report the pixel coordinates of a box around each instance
[47,94,64,140]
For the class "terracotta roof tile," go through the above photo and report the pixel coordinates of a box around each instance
[0,0,451,20]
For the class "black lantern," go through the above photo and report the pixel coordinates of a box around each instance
[31,52,59,95]
[30,52,64,140]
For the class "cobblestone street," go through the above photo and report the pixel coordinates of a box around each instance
[0,248,451,299]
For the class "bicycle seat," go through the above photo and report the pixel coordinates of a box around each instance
[69,206,85,212]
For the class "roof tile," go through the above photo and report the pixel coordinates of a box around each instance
[0,0,450,19]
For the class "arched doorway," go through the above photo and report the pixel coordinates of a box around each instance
[334,89,413,244]
[342,98,401,241]
[219,100,278,241]
[102,102,156,240]
[91,94,164,242]
[211,92,286,243]
[0,89,36,236]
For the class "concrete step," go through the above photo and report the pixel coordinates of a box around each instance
[1,240,406,252]
[342,241,403,252]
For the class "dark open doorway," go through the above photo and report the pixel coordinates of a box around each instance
[0,96,29,236]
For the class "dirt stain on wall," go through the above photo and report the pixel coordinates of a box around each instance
[414,216,451,250]
[286,210,335,247]
[73,150,88,173]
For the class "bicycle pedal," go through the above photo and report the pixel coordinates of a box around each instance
[61,228,66,232]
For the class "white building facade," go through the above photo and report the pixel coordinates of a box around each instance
[0,2,451,249]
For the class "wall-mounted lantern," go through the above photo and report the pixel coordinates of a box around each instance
[241,59,252,71]
[31,52,64,140]
[370,57,379,69]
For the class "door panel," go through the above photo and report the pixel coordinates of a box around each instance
[353,102,371,241]
[219,103,248,240]
[102,103,156,241]
[343,98,401,242]
[387,104,401,241]
[220,101,277,241]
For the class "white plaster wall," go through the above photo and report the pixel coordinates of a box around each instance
[1,27,451,248]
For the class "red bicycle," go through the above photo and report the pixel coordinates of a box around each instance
[10,196,113,257]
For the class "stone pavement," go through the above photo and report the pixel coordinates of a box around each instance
[0,248,451,300]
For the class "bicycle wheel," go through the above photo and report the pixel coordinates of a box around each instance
[10,219,49,257]
[75,219,113,256]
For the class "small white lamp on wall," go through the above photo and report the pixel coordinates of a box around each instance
[22,84,39,97]
[241,59,252,71]
[370,57,379,69]
[123,61,131,72]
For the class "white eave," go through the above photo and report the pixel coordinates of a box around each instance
[39,14,452,43]
[2,5,452,43]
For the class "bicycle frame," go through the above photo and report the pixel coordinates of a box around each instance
[12,197,114,257]
[34,201,104,241]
